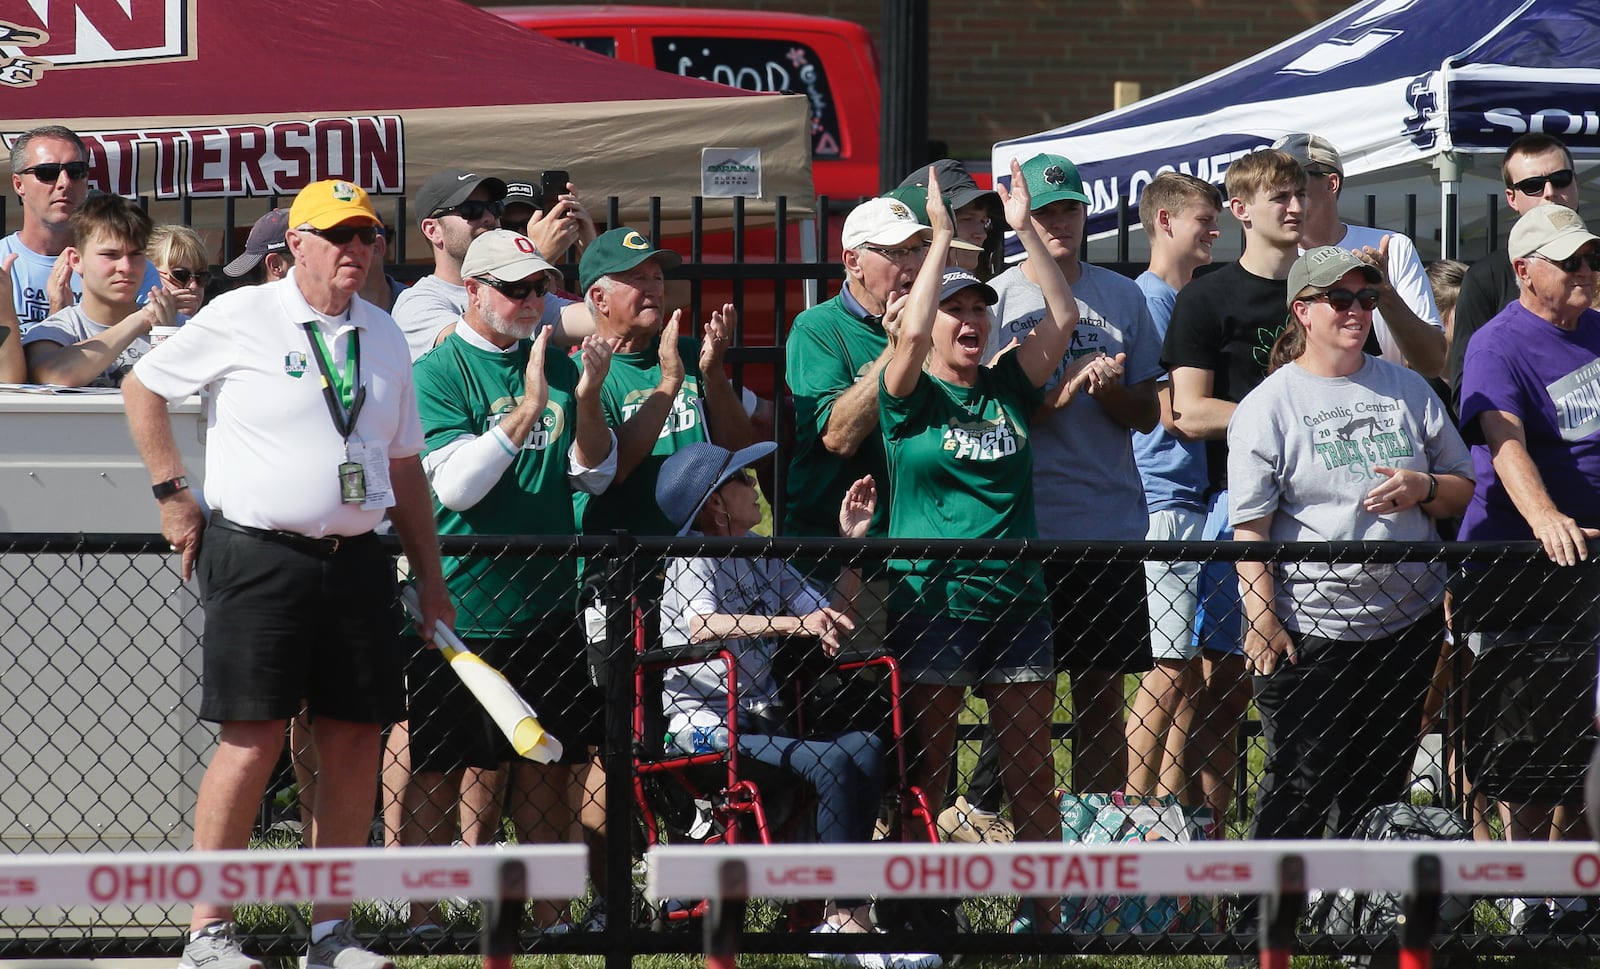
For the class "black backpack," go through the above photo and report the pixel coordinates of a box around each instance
[1306,802,1474,968]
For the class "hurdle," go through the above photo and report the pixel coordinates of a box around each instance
[648,840,1600,969]
[0,845,586,966]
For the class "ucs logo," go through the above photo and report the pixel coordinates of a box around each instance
[1405,73,1440,150]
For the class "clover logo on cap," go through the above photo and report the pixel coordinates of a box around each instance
[1044,166,1067,186]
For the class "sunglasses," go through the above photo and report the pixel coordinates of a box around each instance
[301,225,379,246]
[164,267,210,286]
[438,199,505,222]
[1532,251,1600,273]
[1511,168,1576,196]
[1304,288,1380,312]
[475,275,549,301]
[20,161,90,182]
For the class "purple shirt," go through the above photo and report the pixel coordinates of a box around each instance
[1458,301,1600,541]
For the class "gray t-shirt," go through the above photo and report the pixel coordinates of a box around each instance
[985,261,1162,540]
[22,305,153,387]
[393,273,572,362]
[658,539,827,724]
[1227,357,1471,639]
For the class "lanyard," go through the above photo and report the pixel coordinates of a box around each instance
[302,321,366,441]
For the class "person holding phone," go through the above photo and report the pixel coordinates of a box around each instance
[499,169,597,266]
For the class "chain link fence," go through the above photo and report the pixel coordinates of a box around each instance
[2,533,1596,962]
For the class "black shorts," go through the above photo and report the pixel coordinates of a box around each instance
[408,620,603,771]
[195,521,403,724]
[1464,637,1598,804]
[1046,558,1155,674]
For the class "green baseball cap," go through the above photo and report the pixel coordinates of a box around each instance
[579,227,683,293]
[884,187,983,252]
[1020,153,1091,209]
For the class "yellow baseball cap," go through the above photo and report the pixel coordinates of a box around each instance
[288,179,382,230]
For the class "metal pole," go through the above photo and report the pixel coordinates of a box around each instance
[879,0,929,191]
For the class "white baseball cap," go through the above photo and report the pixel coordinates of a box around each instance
[841,196,932,251]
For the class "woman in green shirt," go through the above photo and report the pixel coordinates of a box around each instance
[879,162,1080,931]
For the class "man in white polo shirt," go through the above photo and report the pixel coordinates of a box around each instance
[123,179,452,969]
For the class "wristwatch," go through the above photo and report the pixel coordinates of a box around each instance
[151,476,189,500]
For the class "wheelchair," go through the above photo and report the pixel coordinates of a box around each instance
[631,621,941,929]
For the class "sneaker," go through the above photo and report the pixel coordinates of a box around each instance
[936,797,1014,845]
[306,920,393,969]
[807,923,887,969]
[179,921,263,969]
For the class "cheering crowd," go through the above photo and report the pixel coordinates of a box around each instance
[5,120,1599,963]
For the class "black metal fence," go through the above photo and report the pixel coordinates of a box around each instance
[2,533,1596,964]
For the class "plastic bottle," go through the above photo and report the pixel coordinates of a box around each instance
[671,709,730,754]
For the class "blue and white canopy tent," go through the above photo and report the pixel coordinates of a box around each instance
[993,0,1600,260]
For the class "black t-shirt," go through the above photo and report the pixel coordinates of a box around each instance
[1444,252,1517,409]
[1161,261,1288,492]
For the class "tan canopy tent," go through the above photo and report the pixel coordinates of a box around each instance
[0,0,814,226]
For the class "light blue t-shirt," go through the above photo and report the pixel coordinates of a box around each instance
[1132,271,1208,513]
[985,261,1162,541]
[0,231,161,333]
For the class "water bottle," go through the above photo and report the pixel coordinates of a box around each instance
[671,710,729,754]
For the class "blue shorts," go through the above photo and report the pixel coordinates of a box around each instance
[886,611,1053,686]
[1193,490,1244,656]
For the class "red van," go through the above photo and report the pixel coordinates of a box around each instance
[493,4,882,204]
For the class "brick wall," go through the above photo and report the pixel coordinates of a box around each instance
[479,0,1352,160]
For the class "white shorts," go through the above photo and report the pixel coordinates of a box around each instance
[1144,506,1206,662]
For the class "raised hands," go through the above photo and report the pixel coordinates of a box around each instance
[700,302,736,372]
[48,248,76,314]
[657,308,686,390]
[574,332,617,400]
[838,474,876,539]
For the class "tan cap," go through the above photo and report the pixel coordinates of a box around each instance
[1272,133,1343,176]
[1508,204,1600,261]
[460,229,557,282]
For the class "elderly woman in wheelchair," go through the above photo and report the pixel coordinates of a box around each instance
[651,441,939,969]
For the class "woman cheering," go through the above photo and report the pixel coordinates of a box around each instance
[879,161,1078,931]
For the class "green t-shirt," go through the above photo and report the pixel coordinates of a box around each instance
[574,335,709,537]
[878,351,1047,622]
[784,295,890,537]
[413,332,584,637]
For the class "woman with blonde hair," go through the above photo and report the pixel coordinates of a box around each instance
[147,224,210,322]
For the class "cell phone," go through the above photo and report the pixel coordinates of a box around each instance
[540,170,569,213]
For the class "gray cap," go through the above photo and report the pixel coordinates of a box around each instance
[222,208,289,277]
[415,169,508,225]
[1508,204,1600,261]
[898,158,998,212]
[460,229,558,282]
[1272,132,1343,176]
[1286,246,1382,309]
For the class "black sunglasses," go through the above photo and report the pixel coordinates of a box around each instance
[475,276,549,301]
[164,267,210,286]
[1533,251,1600,273]
[301,225,379,246]
[1511,168,1576,196]
[20,161,90,182]
[438,199,505,222]
[1305,288,1380,312]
